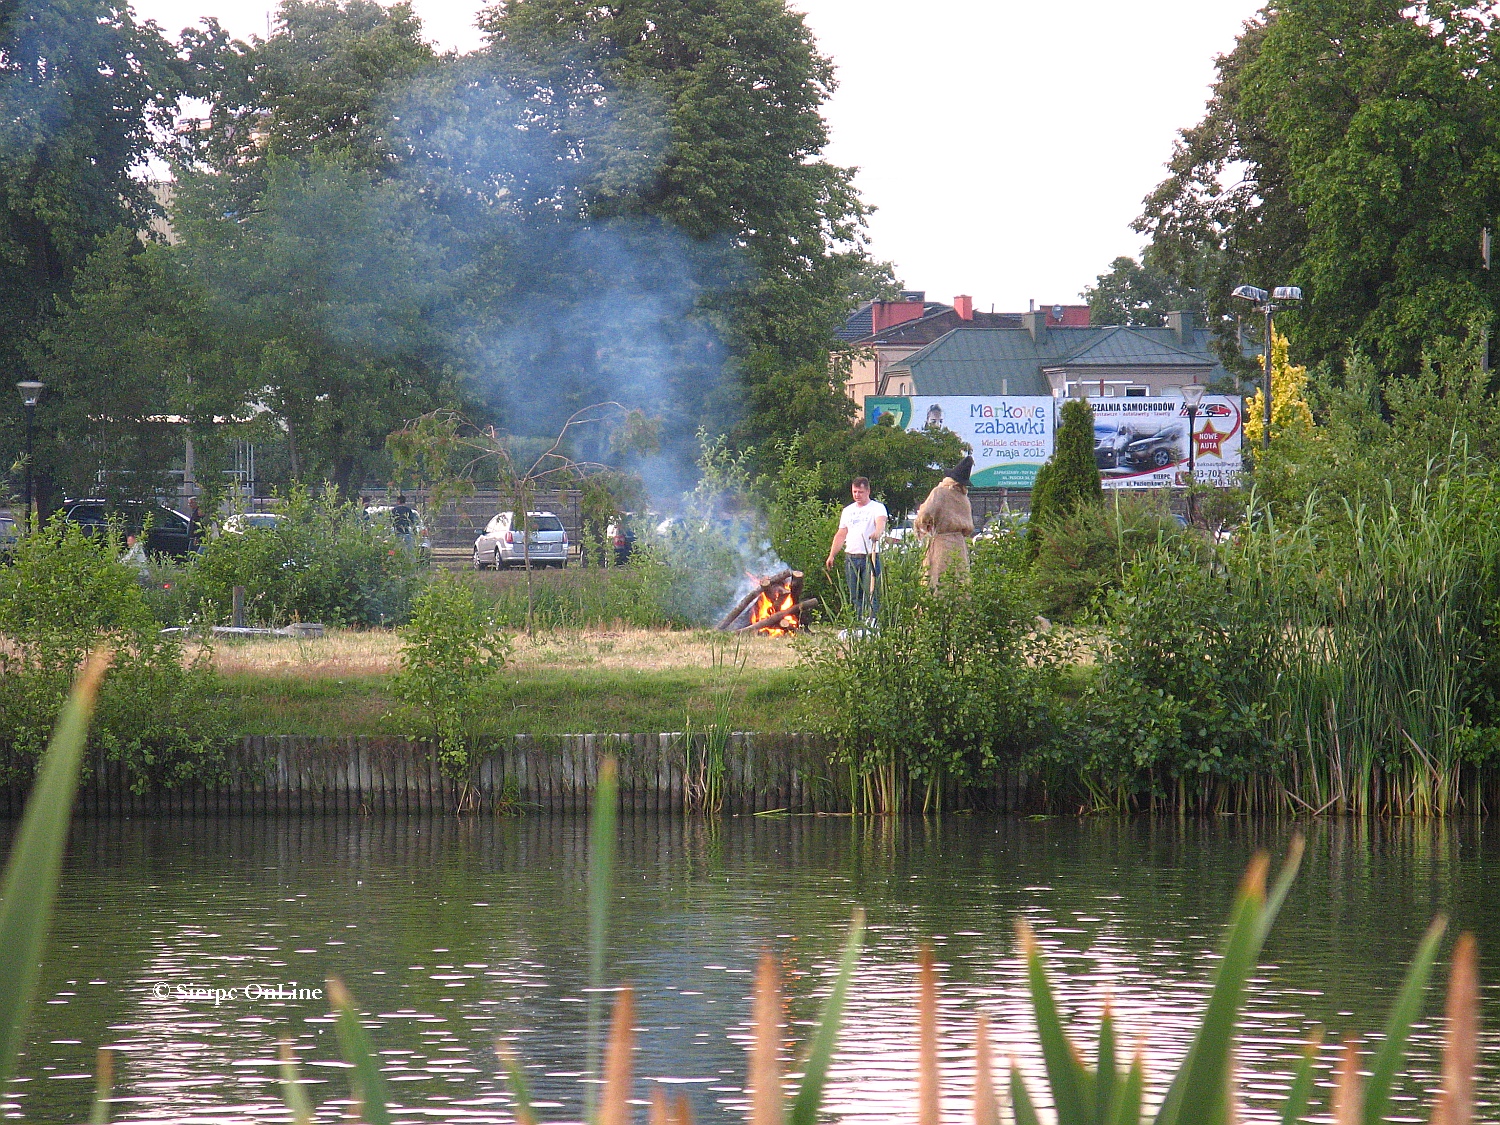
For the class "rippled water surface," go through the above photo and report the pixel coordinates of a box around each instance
[12,816,1500,1123]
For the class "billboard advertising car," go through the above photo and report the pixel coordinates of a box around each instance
[1089,395,1242,488]
[863,396,1055,487]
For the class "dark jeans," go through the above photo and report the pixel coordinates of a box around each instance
[845,553,881,622]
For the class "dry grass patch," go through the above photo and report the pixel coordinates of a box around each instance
[201,626,801,679]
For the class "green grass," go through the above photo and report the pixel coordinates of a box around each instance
[221,667,808,737]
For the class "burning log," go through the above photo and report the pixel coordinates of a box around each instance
[716,569,793,631]
[737,598,818,634]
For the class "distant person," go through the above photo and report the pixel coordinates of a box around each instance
[915,455,975,588]
[121,533,150,581]
[187,496,203,551]
[825,477,887,624]
[391,494,417,549]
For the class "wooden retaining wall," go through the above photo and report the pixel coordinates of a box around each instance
[0,734,1038,817]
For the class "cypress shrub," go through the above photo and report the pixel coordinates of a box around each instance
[1029,398,1101,552]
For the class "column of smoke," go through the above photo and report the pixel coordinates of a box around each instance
[385,52,786,621]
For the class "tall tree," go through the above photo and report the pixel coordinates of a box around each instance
[1137,0,1500,374]
[0,0,183,484]
[25,229,239,507]
[476,0,881,460]
[1082,255,1205,327]
[174,156,462,492]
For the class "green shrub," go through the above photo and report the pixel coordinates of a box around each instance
[1031,495,1201,619]
[766,457,842,613]
[0,518,228,789]
[187,486,422,627]
[390,574,510,775]
[1029,398,1102,552]
[801,537,1058,811]
[1053,543,1275,809]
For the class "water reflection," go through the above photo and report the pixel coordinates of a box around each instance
[10,816,1499,1123]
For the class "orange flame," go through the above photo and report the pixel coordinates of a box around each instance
[749,583,800,635]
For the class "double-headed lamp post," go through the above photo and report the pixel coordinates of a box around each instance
[1180,381,1207,526]
[16,381,42,527]
[1231,284,1302,450]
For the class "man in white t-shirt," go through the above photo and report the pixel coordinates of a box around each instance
[825,477,888,623]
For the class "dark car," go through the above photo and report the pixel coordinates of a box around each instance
[62,500,196,558]
[1122,424,1185,470]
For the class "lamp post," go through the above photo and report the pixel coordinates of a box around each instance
[1180,382,1207,527]
[1231,284,1302,450]
[15,381,42,528]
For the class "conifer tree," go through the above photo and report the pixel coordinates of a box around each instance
[1029,399,1101,551]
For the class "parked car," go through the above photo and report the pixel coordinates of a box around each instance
[220,512,284,534]
[473,510,569,569]
[365,505,432,562]
[61,499,195,558]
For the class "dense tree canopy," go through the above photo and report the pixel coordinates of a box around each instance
[1134,0,1500,375]
[0,0,186,497]
[1082,255,1204,327]
[11,0,884,501]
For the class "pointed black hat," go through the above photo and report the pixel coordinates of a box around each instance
[944,455,973,487]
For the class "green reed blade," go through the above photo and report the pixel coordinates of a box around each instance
[586,756,619,1120]
[1109,1055,1144,1125]
[1018,924,1092,1125]
[328,977,391,1125]
[1095,1006,1117,1125]
[1363,916,1446,1125]
[0,651,109,1089]
[789,908,865,1125]
[497,1042,538,1125]
[1279,1028,1322,1125]
[277,1038,314,1125]
[1010,1063,1042,1125]
[1153,845,1301,1125]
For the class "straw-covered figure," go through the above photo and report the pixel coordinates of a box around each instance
[914,455,975,588]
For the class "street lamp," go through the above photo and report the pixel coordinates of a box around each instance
[16,381,42,527]
[1180,382,1207,527]
[1231,284,1301,450]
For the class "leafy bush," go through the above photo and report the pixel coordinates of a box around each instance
[766,456,842,613]
[1031,495,1201,619]
[188,486,422,627]
[1054,543,1276,809]
[390,574,510,775]
[0,518,228,789]
[801,538,1058,811]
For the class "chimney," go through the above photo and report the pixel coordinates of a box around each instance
[954,294,973,321]
[869,294,926,336]
[1166,309,1197,348]
[1021,310,1048,344]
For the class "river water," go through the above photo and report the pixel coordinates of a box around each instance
[10,815,1500,1123]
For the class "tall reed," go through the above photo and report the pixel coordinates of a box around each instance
[1230,474,1500,815]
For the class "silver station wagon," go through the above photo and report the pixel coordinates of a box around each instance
[472,510,569,569]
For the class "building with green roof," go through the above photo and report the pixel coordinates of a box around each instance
[881,311,1233,399]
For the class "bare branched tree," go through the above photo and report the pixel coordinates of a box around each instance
[388,403,659,634]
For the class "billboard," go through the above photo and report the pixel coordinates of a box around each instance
[1088,395,1242,489]
[864,396,1054,487]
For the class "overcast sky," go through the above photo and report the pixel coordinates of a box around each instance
[134,0,1262,314]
